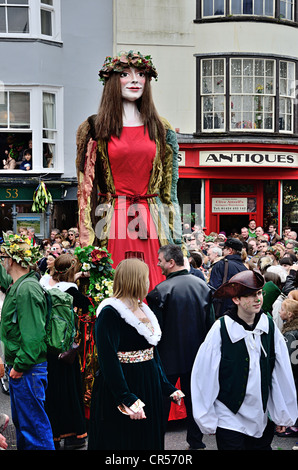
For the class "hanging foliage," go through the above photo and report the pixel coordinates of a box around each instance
[32,181,53,212]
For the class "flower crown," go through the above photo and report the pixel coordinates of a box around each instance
[1,232,41,268]
[99,50,158,84]
[54,257,77,275]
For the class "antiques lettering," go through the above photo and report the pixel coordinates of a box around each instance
[200,151,297,166]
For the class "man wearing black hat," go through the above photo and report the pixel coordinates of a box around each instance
[208,237,247,318]
[191,270,298,450]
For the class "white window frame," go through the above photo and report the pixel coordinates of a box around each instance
[280,0,294,21]
[0,0,30,34]
[202,0,225,17]
[279,60,295,133]
[198,56,296,135]
[229,0,275,16]
[0,88,31,129]
[0,85,63,174]
[201,58,226,132]
[39,0,60,41]
[229,58,276,132]
[0,0,61,42]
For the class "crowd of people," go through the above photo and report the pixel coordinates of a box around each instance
[0,226,88,451]
[1,137,33,171]
[181,219,298,449]
[182,220,298,303]
[0,43,298,450]
[0,219,297,451]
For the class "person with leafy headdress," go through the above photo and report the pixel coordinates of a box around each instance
[76,50,183,291]
[0,232,54,450]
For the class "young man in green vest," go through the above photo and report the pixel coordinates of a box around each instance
[191,269,298,450]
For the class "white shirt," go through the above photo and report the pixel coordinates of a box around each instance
[191,313,298,438]
[40,273,78,292]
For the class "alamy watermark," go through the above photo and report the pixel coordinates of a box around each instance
[290,340,298,366]
[94,198,203,241]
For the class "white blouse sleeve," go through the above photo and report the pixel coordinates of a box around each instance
[191,321,222,435]
[267,324,298,427]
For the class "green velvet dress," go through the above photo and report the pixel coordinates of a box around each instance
[88,298,177,450]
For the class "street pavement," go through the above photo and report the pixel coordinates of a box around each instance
[164,418,298,451]
[1,388,298,451]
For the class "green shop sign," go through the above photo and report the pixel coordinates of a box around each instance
[0,186,62,202]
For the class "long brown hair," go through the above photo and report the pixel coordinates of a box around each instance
[95,72,166,156]
[52,253,78,283]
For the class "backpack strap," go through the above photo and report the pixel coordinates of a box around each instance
[214,258,229,318]
[12,277,45,324]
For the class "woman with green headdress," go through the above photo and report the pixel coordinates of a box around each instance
[0,232,55,450]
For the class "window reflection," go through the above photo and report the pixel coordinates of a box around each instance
[203,0,225,16]
[0,1,29,34]
[0,91,30,129]
[201,0,279,19]
[202,58,225,131]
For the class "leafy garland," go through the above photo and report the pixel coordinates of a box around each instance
[99,50,158,83]
[1,232,41,268]
[74,246,114,412]
[32,181,53,213]
[74,245,114,317]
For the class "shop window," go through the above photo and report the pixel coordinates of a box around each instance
[263,180,278,230]
[198,56,296,134]
[283,181,298,229]
[212,182,255,193]
[178,178,203,228]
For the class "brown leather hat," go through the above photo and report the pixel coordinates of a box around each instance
[214,269,265,299]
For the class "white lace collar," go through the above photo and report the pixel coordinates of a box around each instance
[96,297,162,346]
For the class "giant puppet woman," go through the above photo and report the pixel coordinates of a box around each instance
[76,51,183,289]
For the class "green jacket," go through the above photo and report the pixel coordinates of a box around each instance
[0,265,48,372]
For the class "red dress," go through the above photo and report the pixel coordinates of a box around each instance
[107,126,165,290]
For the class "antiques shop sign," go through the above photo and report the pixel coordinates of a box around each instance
[199,151,298,167]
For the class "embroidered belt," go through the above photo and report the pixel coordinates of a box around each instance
[117,347,154,363]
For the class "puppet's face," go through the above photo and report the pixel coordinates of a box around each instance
[120,67,146,101]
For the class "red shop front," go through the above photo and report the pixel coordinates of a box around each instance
[177,141,298,236]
